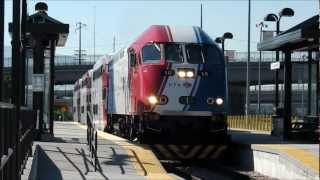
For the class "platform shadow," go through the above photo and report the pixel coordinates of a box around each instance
[28,145,63,180]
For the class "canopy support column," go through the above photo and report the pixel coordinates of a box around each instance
[283,51,292,140]
[49,40,56,135]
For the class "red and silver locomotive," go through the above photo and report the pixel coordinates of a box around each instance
[74,25,228,143]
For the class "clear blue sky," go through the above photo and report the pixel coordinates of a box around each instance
[3,0,319,55]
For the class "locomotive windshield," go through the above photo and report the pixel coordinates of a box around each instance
[142,43,161,64]
[164,44,184,63]
[141,43,222,65]
[185,44,204,64]
[202,45,223,65]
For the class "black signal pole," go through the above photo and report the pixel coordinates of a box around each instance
[21,0,27,105]
[264,8,294,110]
[12,0,22,179]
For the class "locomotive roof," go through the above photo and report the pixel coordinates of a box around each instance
[93,55,111,70]
[107,47,127,64]
[129,25,216,50]
[94,25,219,66]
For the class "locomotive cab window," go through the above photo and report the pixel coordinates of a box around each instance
[141,43,161,64]
[202,45,223,65]
[129,50,137,67]
[102,88,107,100]
[164,44,184,63]
[186,44,204,64]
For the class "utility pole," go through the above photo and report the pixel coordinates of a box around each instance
[113,35,116,53]
[93,6,96,62]
[200,3,203,29]
[0,0,4,101]
[76,22,86,64]
[246,0,251,116]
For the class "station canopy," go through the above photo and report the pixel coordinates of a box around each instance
[9,5,69,47]
[27,11,69,47]
[257,15,319,52]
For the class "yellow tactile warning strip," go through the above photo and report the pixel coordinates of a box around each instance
[152,144,227,160]
[255,144,319,174]
[76,123,174,180]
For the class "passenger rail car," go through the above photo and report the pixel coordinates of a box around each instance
[74,25,228,143]
[91,56,110,130]
[79,71,93,124]
[73,80,80,122]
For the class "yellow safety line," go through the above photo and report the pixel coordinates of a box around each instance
[256,144,319,174]
[76,123,174,180]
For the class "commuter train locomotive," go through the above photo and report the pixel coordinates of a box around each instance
[73,25,228,143]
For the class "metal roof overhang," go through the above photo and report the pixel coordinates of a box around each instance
[9,23,69,47]
[257,15,319,52]
[9,11,69,47]
[26,23,69,47]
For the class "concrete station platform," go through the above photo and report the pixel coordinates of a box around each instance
[229,129,319,180]
[22,122,177,180]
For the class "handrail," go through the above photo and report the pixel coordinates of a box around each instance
[0,102,14,108]
[86,111,98,171]
[0,148,13,171]
[0,102,36,180]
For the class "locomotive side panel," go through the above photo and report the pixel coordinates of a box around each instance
[92,76,100,129]
[73,82,79,122]
[79,80,87,124]
[90,56,110,131]
[107,49,131,115]
[92,66,108,131]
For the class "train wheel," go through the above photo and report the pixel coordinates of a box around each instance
[128,116,137,141]
[118,117,126,137]
[105,116,114,133]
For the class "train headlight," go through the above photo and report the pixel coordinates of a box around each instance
[177,71,186,78]
[148,96,158,105]
[186,71,194,78]
[216,98,224,105]
[177,68,195,78]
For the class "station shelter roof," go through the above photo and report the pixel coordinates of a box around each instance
[257,15,319,52]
